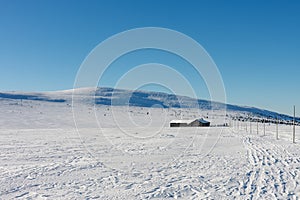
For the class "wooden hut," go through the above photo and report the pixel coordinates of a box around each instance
[170,118,210,127]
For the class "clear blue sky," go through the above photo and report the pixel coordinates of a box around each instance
[0,0,299,116]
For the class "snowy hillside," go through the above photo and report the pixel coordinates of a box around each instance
[0,87,300,199]
[0,87,298,123]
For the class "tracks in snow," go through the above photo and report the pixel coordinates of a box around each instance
[1,128,299,199]
[241,135,300,199]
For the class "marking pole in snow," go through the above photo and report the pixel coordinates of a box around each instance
[276,116,279,140]
[264,119,266,136]
[293,106,296,143]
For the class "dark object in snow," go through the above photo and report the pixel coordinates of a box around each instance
[170,118,210,127]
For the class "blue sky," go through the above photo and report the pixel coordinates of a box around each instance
[0,0,299,115]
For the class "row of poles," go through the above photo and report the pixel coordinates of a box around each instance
[231,106,296,143]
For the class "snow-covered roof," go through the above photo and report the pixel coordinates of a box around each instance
[197,118,210,124]
[170,118,210,124]
[170,119,195,124]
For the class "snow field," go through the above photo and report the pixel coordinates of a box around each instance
[0,98,299,199]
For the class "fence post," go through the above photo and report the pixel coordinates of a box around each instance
[276,116,279,140]
[293,106,296,143]
[264,119,266,136]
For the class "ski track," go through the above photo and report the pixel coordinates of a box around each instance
[241,134,300,199]
[1,128,300,199]
[1,127,300,199]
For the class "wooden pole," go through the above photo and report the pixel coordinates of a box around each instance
[264,119,266,136]
[293,105,296,143]
[276,116,279,140]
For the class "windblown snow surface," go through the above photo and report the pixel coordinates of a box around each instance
[0,88,299,199]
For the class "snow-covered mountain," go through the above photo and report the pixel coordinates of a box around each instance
[0,87,298,123]
[1,87,300,199]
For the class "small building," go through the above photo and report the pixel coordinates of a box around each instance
[170,118,210,127]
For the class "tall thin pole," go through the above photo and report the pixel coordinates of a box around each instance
[264,119,266,136]
[293,105,296,143]
[276,116,279,140]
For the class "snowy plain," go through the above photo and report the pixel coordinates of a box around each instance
[0,89,299,199]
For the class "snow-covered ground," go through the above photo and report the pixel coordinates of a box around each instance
[0,95,299,199]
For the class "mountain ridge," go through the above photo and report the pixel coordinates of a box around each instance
[0,87,299,123]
